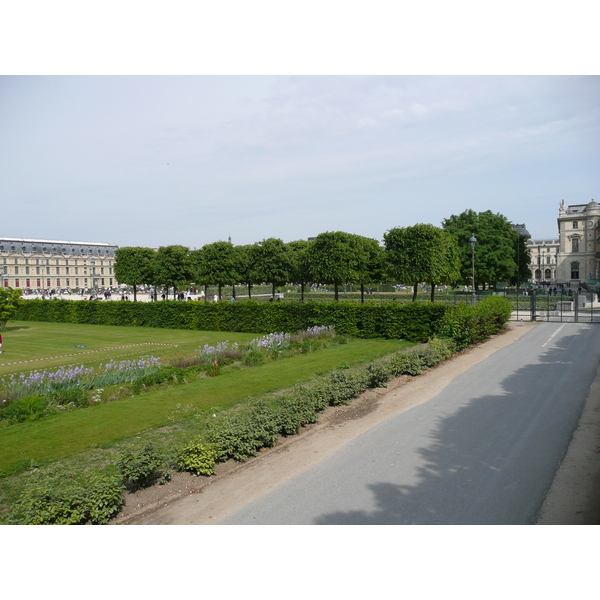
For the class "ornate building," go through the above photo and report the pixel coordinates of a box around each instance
[0,237,118,292]
[556,199,600,285]
[526,237,559,284]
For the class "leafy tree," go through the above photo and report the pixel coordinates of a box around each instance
[114,247,156,302]
[253,238,292,300]
[287,239,312,301]
[0,287,22,329]
[196,241,239,301]
[236,244,261,299]
[153,245,194,300]
[442,209,519,290]
[352,235,386,303]
[384,224,461,302]
[307,231,358,301]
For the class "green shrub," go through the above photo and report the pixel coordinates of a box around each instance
[325,369,369,406]
[8,468,124,525]
[116,445,162,490]
[48,388,90,408]
[275,387,329,436]
[176,442,218,476]
[206,401,281,462]
[0,395,49,424]
[364,361,391,388]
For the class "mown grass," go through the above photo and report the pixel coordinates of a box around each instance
[0,321,410,475]
[0,321,258,377]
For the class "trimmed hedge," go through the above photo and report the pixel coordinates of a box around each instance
[15,299,449,342]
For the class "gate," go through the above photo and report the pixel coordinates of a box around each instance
[508,291,600,323]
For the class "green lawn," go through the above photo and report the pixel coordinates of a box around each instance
[0,321,409,475]
[0,321,258,377]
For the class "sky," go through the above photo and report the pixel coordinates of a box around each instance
[2,74,597,250]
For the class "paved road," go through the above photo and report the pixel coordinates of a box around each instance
[220,323,600,524]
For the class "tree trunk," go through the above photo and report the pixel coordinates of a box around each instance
[218,283,222,300]
[232,284,236,299]
[133,284,137,302]
[272,282,276,300]
[430,282,435,303]
[300,282,305,302]
[412,283,418,302]
[334,283,339,301]
[248,283,252,299]
[361,283,365,304]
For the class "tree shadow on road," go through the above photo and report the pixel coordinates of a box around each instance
[314,326,597,525]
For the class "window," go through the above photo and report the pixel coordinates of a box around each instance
[572,238,579,253]
[15,279,19,287]
[37,280,41,287]
[573,221,578,229]
[26,279,30,287]
[25,267,30,275]
[571,262,580,279]
[14,266,19,275]
[544,269,551,279]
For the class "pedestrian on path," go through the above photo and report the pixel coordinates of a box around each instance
[0,332,3,354]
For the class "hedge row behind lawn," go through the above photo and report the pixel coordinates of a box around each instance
[16,299,448,342]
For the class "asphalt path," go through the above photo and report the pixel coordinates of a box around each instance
[220,323,600,524]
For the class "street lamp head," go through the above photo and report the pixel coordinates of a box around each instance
[469,234,477,247]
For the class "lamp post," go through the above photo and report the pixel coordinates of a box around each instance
[469,234,477,305]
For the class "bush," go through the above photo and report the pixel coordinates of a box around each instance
[438,296,512,350]
[116,445,162,490]
[325,369,369,406]
[8,468,124,525]
[0,395,49,424]
[176,442,218,476]
[206,401,281,462]
[364,361,392,388]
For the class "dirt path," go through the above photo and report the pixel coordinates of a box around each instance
[111,321,600,525]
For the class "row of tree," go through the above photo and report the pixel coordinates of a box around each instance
[114,209,531,303]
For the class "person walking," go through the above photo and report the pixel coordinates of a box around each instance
[0,332,3,354]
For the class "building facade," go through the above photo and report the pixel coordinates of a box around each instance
[555,199,600,285]
[526,238,560,284]
[0,237,118,292]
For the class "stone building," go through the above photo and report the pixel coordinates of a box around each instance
[0,237,118,292]
[527,237,560,284]
[555,199,600,285]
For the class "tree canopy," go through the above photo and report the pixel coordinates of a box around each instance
[352,235,386,303]
[253,238,292,299]
[0,287,22,329]
[153,245,194,299]
[114,246,156,301]
[442,210,520,290]
[306,231,358,300]
[384,223,461,301]
[195,241,239,300]
[287,239,312,301]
